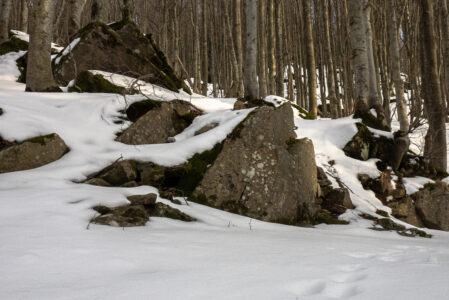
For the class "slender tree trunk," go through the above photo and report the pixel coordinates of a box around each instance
[91,0,107,21]
[303,0,317,118]
[244,0,259,99]
[441,0,449,117]
[364,3,383,117]
[388,0,409,133]
[258,0,267,98]
[0,0,13,44]
[233,0,244,97]
[26,0,59,92]
[67,0,87,39]
[122,0,133,21]
[268,0,277,95]
[201,0,209,95]
[420,0,447,172]
[275,0,284,96]
[322,0,338,118]
[348,0,370,115]
[20,0,28,33]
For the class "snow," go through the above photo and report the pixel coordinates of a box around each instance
[54,38,80,65]
[1,52,449,300]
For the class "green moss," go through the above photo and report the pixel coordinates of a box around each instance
[25,133,56,146]
[0,37,28,55]
[316,210,350,225]
[69,71,127,94]
[377,218,406,231]
[376,209,389,217]
[423,182,437,191]
[126,99,162,122]
[353,110,390,131]
[109,19,134,31]
[92,205,112,215]
[164,143,223,196]
[291,103,315,120]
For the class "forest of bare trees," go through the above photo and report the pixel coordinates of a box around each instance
[1,0,448,171]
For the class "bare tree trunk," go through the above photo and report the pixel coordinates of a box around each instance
[388,0,409,133]
[26,0,59,92]
[322,0,338,118]
[233,0,244,97]
[275,0,284,96]
[201,0,209,95]
[420,0,447,172]
[441,0,449,117]
[91,0,107,22]
[20,0,28,32]
[268,0,277,95]
[0,0,13,44]
[348,0,370,115]
[122,0,133,21]
[67,0,87,39]
[258,0,267,98]
[244,0,258,99]
[387,0,410,170]
[303,0,317,118]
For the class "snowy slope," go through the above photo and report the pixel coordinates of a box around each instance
[1,51,449,300]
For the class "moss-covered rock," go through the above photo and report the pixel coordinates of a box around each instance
[68,71,129,94]
[0,36,28,56]
[116,100,201,144]
[53,21,191,94]
[90,193,195,227]
[126,99,162,122]
[353,110,390,131]
[290,103,315,120]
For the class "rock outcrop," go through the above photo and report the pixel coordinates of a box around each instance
[52,21,190,93]
[116,100,200,145]
[0,133,69,174]
[91,193,195,227]
[191,103,321,225]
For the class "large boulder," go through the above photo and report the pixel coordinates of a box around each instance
[191,103,321,225]
[0,133,69,174]
[412,182,449,230]
[116,100,199,145]
[52,21,190,93]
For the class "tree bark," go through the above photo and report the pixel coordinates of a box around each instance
[303,0,317,118]
[0,0,13,44]
[67,0,87,39]
[26,0,59,92]
[233,0,244,97]
[244,0,259,99]
[20,0,28,33]
[348,0,370,115]
[420,0,447,172]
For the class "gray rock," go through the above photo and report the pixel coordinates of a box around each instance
[194,122,219,136]
[116,100,198,145]
[0,133,69,174]
[85,178,111,187]
[413,182,449,231]
[191,103,320,225]
[97,160,137,186]
[127,193,157,206]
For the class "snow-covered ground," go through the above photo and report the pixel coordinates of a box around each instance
[1,50,449,300]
